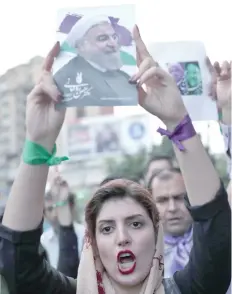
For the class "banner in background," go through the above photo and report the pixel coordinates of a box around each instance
[65,114,152,161]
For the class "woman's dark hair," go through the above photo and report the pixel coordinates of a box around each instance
[100,175,140,186]
[85,179,160,241]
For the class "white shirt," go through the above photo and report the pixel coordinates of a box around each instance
[41,222,85,269]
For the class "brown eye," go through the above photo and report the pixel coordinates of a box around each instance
[101,226,113,234]
[131,222,142,229]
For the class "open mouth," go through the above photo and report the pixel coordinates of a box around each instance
[117,250,136,275]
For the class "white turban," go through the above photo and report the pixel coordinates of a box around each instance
[65,14,111,48]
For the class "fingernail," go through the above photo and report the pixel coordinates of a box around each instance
[55,93,62,102]
[129,75,136,81]
[129,79,137,84]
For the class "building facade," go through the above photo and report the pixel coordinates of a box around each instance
[0,56,114,194]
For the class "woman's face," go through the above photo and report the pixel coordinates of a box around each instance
[95,197,156,287]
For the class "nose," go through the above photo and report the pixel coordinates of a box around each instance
[107,36,118,48]
[116,227,132,247]
[167,198,177,212]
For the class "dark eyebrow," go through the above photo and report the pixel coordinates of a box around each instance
[156,193,186,200]
[125,214,144,221]
[156,195,169,199]
[98,214,144,225]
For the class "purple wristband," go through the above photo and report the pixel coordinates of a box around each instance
[157,115,196,151]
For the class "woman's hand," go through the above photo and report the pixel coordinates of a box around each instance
[132,26,188,130]
[50,174,72,226]
[52,177,70,203]
[26,42,66,151]
[49,169,70,203]
[207,58,231,124]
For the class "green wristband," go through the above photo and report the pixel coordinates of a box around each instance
[23,140,69,166]
[53,199,69,208]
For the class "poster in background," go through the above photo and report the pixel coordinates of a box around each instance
[148,41,218,121]
[67,123,93,157]
[65,114,152,161]
[94,122,121,154]
[120,115,152,154]
[53,4,138,108]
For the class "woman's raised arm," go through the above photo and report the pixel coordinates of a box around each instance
[2,42,66,231]
[133,26,231,293]
[0,43,77,294]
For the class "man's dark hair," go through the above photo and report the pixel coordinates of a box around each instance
[146,155,173,169]
[147,167,181,190]
[144,155,173,176]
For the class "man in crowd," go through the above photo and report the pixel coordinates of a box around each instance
[148,168,193,278]
[41,176,85,276]
[144,155,173,185]
[54,15,137,107]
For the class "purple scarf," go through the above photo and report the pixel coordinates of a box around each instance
[164,227,193,277]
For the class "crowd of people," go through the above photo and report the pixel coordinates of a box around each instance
[0,25,231,294]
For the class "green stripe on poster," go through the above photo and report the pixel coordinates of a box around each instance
[120,51,136,66]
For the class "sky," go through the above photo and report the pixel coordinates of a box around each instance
[0,0,231,153]
[0,0,231,75]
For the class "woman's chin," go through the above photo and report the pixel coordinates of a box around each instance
[113,269,146,287]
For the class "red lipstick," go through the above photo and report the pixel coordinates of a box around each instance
[117,250,136,275]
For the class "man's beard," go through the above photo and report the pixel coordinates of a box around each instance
[86,51,122,71]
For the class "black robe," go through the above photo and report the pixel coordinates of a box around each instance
[53,56,137,107]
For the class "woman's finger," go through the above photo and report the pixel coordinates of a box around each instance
[30,74,61,103]
[130,57,152,82]
[42,42,60,72]
[205,57,217,98]
[136,46,142,66]
[133,25,150,62]
[221,60,230,77]
[139,66,164,86]
[213,61,221,76]
[206,56,215,74]
[137,85,147,106]
[40,75,61,102]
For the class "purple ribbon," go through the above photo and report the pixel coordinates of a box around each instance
[157,115,196,151]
